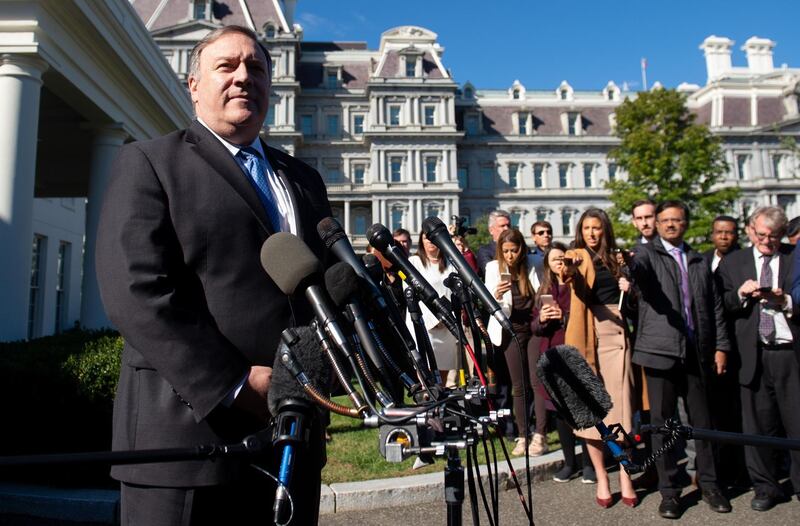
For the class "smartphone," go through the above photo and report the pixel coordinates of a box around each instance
[562,257,575,266]
[758,286,773,294]
[500,272,512,282]
[541,294,555,307]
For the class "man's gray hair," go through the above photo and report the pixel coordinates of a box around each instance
[188,25,272,80]
[487,209,511,228]
[748,205,788,234]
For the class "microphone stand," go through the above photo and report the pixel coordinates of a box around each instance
[640,419,800,451]
[404,287,443,386]
[443,272,484,383]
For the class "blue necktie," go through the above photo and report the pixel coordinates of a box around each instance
[238,146,282,232]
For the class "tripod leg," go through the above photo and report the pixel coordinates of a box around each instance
[445,448,464,526]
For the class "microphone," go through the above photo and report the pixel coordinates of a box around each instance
[325,262,415,390]
[536,344,637,471]
[366,223,460,337]
[268,327,321,525]
[260,233,351,355]
[421,216,513,335]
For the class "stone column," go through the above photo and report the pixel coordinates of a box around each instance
[344,200,351,234]
[81,124,128,330]
[0,54,47,341]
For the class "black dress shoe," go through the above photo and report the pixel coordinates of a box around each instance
[751,493,779,512]
[702,489,731,513]
[658,496,682,519]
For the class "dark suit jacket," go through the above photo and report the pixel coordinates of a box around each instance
[717,244,800,386]
[96,120,331,486]
[702,244,740,272]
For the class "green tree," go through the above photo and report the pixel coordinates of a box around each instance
[465,214,492,249]
[605,88,739,249]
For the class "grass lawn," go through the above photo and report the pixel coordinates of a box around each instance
[320,394,561,484]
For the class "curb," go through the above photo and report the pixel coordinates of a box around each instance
[0,449,569,523]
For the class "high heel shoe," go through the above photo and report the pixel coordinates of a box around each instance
[621,495,639,508]
[596,496,613,508]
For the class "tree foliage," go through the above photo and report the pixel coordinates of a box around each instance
[605,88,740,248]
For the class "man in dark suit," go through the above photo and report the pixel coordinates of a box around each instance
[718,206,800,511]
[96,26,331,525]
[703,215,740,272]
[628,200,731,519]
[475,209,511,276]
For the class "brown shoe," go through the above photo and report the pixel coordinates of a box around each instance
[528,433,548,456]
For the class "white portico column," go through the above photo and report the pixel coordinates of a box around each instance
[81,124,128,329]
[0,55,47,341]
[343,200,351,235]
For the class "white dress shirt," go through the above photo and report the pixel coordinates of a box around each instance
[749,246,794,344]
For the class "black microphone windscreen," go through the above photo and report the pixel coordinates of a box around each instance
[324,262,360,307]
[317,217,346,250]
[260,233,323,295]
[362,254,383,283]
[536,345,612,430]
[268,326,330,415]
[421,216,447,237]
[366,223,392,252]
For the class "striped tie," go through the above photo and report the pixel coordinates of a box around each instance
[759,255,776,342]
[238,146,282,232]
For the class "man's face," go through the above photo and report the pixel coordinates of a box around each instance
[489,216,511,242]
[188,32,270,144]
[710,220,738,255]
[632,204,656,240]
[746,215,782,256]
[656,206,688,244]
[394,234,411,255]
[531,225,553,250]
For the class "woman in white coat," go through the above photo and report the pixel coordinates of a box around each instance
[405,231,460,385]
[484,228,541,456]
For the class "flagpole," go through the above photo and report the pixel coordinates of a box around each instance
[641,57,648,91]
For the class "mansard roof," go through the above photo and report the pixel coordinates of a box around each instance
[470,105,615,136]
[134,0,290,33]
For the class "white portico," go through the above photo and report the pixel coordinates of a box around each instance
[0,0,191,341]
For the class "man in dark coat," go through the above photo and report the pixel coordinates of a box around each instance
[703,215,741,272]
[629,200,731,519]
[96,26,331,525]
[718,206,800,511]
[475,209,511,275]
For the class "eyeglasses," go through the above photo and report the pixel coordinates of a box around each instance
[534,230,552,236]
[754,231,781,242]
[656,218,685,225]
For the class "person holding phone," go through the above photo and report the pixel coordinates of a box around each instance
[561,208,638,508]
[484,228,541,455]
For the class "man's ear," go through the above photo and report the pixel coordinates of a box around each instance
[188,75,199,104]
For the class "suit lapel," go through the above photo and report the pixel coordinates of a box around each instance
[778,249,792,287]
[185,121,273,235]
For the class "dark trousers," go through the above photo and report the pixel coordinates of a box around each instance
[741,346,800,498]
[645,361,719,497]
[707,367,748,487]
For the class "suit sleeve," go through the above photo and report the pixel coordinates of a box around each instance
[710,269,730,352]
[717,257,747,314]
[96,144,249,423]
[791,246,800,309]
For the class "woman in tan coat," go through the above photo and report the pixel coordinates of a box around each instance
[561,208,637,508]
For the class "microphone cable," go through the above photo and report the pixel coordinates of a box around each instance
[249,463,295,526]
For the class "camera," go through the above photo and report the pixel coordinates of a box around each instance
[451,215,477,237]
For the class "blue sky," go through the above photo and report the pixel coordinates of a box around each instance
[294,0,799,91]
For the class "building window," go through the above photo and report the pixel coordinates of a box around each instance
[777,194,797,217]
[567,113,579,135]
[326,114,339,136]
[736,155,748,180]
[300,114,314,136]
[510,211,521,228]
[465,115,479,135]
[772,154,782,178]
[390,158,403,182]
[265,24,276,38]
[55,242,70,334]
[326,71,338,89]
[352,164,366,185]
[353,210,368,236]
[558,164,570,188]
[464,87,473,98]
[325,163,341,183]
[28,235,46,340]
[608,163,617,181]
[560,88,568,100]
[508,163,519,188]
[424,105,436,126]
[583,164,594,188]
[425,158,438,182]
[561,211,573,236]
[425,203,440,219]
[406,57,417,77]
[353,114,365,135]
[533,163,544,188]
[512,89,520,100]
[536,209,548,222]
[391,208,404,230]
[388,105,401,126]
[481,166,494,189]
[518,114,527,135]
[266,104,276,126]
[193,0,208,20]
[457,166,468,188]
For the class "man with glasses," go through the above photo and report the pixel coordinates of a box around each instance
[476,210,511,276]
[627,200,731,518]
[529,221,553,277]
[718,206,800,511]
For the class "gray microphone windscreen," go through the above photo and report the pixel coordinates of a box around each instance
[268,326,329,416]
[536,344,612,430]
[260,232,323,295]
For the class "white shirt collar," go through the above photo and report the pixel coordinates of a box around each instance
[660,237,684,253]
[751,245,773,261]
[197,118,265,159]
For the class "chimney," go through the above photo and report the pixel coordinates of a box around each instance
[699,35,734,83]
[283,0,297,28]
[742,37,775,74]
